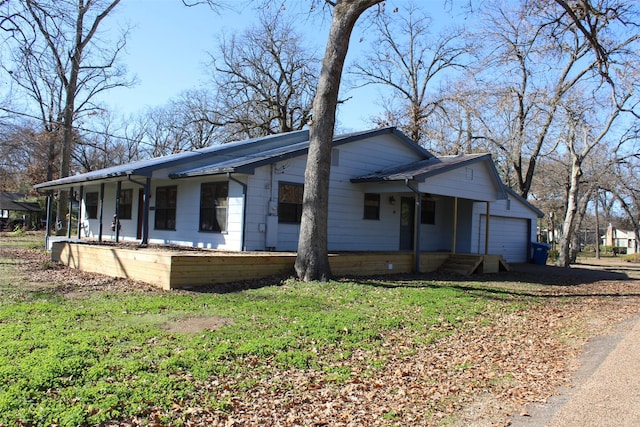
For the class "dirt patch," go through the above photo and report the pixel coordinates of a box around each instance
[162,316,234,333]
[0,246,161,297]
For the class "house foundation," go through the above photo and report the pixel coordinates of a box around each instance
[52,242,504,290]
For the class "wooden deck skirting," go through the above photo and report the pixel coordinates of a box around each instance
[51,242,502,290]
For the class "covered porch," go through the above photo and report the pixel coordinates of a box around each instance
[351,153,510,271]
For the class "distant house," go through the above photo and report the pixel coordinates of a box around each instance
[0,192,42,230]
[603,224,638,255]
[35,127,542,264]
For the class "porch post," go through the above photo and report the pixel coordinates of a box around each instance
[66,187,73,238]
[414,192,422,273]
[45,194,52,249]
[76,186,84,238]
[451,197,458,254]
[484,201,490,254]
[98,183,105,242]
[141,177,151,246]
[114,181,121,243]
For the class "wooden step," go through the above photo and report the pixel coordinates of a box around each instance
[439,254,484,276]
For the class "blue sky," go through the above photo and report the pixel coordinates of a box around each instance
[101,0,461,132]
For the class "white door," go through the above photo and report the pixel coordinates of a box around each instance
[479,215,530,263]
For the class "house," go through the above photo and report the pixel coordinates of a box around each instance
[34,127,542,268]
[0,192,42,230]
[603,224,638,255]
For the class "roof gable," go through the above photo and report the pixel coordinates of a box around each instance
[504,187,545,218]
[351,153,507,202]
[351,153,497,182]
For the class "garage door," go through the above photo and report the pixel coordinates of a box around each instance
[479,215,530,263]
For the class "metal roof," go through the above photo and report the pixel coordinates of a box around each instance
[350,153,493,183]
[34,130,311,190]
[171,127,432,179]
[35,127,432,190]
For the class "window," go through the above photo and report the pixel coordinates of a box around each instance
[200,182,228,232]
[119,189,133,219]
[155,186,177,230]
[278,182,303,223]
[363,193,380,220]
[421,196,435,225]
[85,192,99,219]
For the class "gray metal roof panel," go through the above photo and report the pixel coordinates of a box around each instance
[34,127,429,189]
[351,154,489,182]
[170,140,311,178]
[170,127,433,179]
[34,130,310,190]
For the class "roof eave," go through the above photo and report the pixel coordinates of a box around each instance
[170,167,240,179]
[33,170,148,192]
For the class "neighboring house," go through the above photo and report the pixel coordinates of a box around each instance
[603,224,638,255]
[0,192,42,230]
[34,127,542,263]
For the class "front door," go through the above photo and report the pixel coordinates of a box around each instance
[399,196,414,250]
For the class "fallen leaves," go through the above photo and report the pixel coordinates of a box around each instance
[3,246,640,426]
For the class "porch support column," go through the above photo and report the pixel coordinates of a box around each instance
[66,187,73,238]
[404,179,421,273]
[228,173,248,251]
[141,177,151,246]
[76,186,84,238]
[484,202,490,254]
[451,197,458,254]
[98,183,105,242]
[414,192,422,273]
[45,194,52,249]
[114,181,121,243]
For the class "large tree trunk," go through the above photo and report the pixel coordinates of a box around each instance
[557,155,581,267]
[294,0,381,281]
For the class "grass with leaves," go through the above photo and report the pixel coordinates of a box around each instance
[3,235,637,426]
[0,241,536,426]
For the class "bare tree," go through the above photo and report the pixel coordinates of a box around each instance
[172,89,226,149]
[0,121,51,192]
[72,110,138,172]
[600,126,640,254]
[351,2,469,145]
[466,0,639,199]
[555,87,632,266]
[208,11,318,139]
[1,0,132,227]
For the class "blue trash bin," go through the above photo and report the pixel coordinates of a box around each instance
[531,242,551,265]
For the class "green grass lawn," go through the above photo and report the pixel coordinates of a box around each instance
[0,242,533,426]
